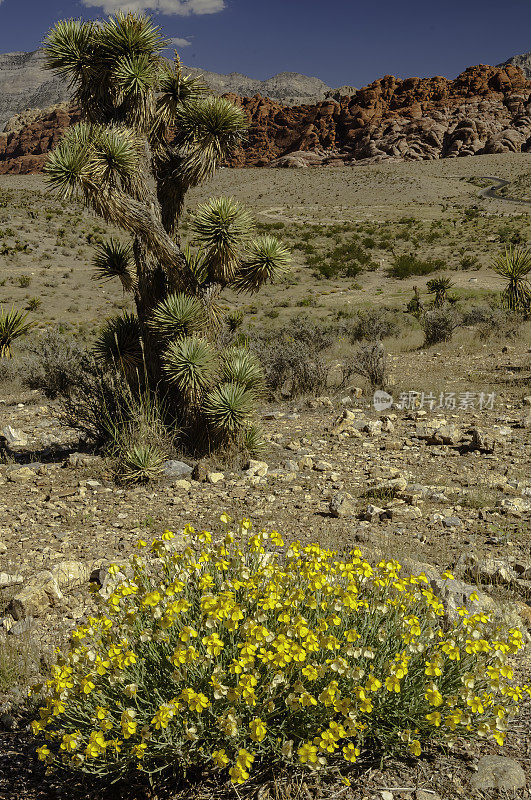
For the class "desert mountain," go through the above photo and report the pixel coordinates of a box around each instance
[0,49,333,129]
[1,63,529,174]
[499,51,531,80]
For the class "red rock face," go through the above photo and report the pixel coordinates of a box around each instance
[0,64,529,174]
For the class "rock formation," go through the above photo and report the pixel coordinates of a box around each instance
[0,64,529,174]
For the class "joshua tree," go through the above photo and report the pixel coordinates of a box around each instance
[492,246,531,313]
[0,306,33,358]
[42,12,290,452]
[426,277,453,308]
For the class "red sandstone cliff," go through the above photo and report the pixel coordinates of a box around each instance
[0,64,529,174]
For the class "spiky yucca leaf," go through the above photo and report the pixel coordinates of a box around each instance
[44,123,141,197]
[44,123,93,197]
[42,19,95,80]
[492,246,531,312]
[90,126,142,185]
[183,244,208,284]
[150,292,205,340]
[93,313,143,373]
[191,197,253,283]
[0,306,33,358]
[113,53,158,98]
[220,347,264,395]
[163,336,216,398]
[115,441,166,484]
[155,62,206,131]
[242,423,267,456]
[203,381,255,435]
[175,96,248,185]
[92,238,135,291]
[234,235,291,293]
[96,12,167,61]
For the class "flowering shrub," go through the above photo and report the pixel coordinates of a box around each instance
[31,519,530,784]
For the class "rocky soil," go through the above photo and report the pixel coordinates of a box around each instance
[0,348,530,797]
[1,64,530,174]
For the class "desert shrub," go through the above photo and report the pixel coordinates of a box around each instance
[388,254,444,280]
[250,318,337,397]
[30,520,529,785]
[422,308,460,347]
[315,239,377,279]
[346,341,389,389]
[349,308,402,342]
[461,306,523,340]
[21,329,87,399]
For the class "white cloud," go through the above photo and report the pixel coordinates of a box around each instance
[167,36,192,46]
[81,0,225,15]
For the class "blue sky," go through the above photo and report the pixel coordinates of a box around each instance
[0,0,529,88]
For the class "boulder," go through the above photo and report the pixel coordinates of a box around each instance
[7,571,64,620]
[329,492,357,518]
[471,756,526,791]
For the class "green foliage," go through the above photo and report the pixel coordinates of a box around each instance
[491,246,531,313]
[150,292,205,341]
[234,235,292,293]
[203,382,255,435]
[388,254,444,279]
[0,306,33,358]
[93,313,143,373]
[422,308,460,347]
[426,277,453,307]
[92,238,135,292]
[114,441,166,484]
[163,336,217,399]
[30,522,529,784]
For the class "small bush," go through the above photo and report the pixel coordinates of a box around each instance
[17,274,31,288]
[349,309,401,342]
[21,329,87,399]
[30,521,529,785]
[461,306,523,340]
[422,308,460,347]
[388,255,444,280]
[251,318,337,397]
[347,341,389,389]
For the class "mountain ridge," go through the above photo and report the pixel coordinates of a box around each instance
[0,49,335,129]
[1,62,529,174]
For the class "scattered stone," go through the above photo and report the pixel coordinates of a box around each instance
[471,755,526,791]
[0,541,6,554]
[7,571,64,620]
[430,576,496,621]
[162,460,193,478]
[523,396,531,407]
[9,617,35,636]
[6,465,36,483]
[442,516,462,528]
[1,426,27,447]
[0,572,23,588]
[173,479,192,490]
[314,460,333,472]
[207,472,224,485]
[298,455,314,470]
[245,459,269,477]
[329,492,356,518]
[85,479,101,489]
